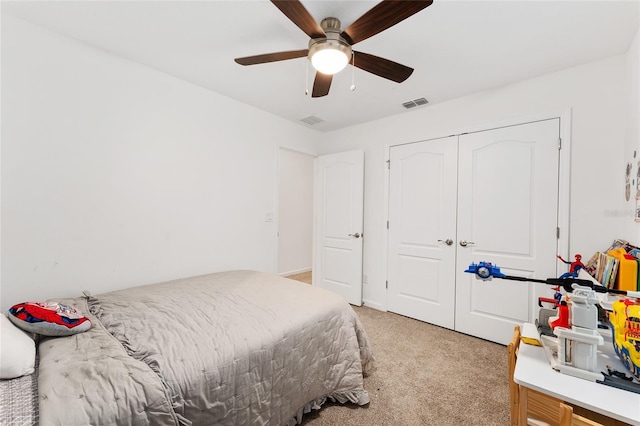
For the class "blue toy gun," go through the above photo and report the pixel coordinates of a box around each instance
[464,261,638,297]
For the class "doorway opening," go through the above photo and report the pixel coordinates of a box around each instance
[277,148,315,283]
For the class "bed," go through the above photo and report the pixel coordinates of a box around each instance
[30,270,373,425]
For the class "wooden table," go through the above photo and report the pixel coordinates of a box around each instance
[513,325,640,425]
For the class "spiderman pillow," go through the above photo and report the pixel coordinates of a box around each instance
[8,301,91,336]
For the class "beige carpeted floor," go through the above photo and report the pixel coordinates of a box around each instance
[286,272,510,426]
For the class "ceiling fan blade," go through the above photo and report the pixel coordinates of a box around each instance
[235,49,308,66]
[341,0,433,45]
[271,0,325,39]
[353,51,414,83]
[312,72,332,98]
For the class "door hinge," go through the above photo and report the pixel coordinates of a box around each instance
[386,159,390,170]
[557,227,560,238]
[558,138,562,150]
[386,280,388,289]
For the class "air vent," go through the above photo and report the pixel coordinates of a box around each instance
[402,97,429,109]
[300,115,324,125]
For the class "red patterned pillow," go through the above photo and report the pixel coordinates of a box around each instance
[8,302,91,336]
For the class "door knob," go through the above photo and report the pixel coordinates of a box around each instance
[349,232,361,239]
[438,239,454,246]
[459,240,475,247]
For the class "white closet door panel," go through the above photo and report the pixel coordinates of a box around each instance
[387,136,458,329]
[455,119,560,345]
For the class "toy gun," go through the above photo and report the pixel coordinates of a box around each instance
[465,261,640,298]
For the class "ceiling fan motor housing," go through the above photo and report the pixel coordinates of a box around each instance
[320,17,341,34]
[308,17,352,74]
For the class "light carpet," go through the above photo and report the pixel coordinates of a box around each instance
[301,305,510,425]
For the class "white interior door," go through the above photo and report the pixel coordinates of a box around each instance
[455,119,560,344]
[387,136,458,329]
[313,150,364,306]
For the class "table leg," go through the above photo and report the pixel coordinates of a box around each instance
[519,385,528,425]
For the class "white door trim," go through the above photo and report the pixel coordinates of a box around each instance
[383,109,572,319]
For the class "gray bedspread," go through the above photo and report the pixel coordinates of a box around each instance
[37,270,373,425]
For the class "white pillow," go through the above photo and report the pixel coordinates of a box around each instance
[0,313,36,379]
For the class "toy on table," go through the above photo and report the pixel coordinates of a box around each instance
[540,259,584,332]
[552,284,604,381]
[464,261,640,384]
[601,365,640,393]
[557,253,584,279]
[549,300,569,330]
[608,298,640,381]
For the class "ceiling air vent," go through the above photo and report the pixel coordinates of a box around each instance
[300,115,324,125]
[402,97,429,109]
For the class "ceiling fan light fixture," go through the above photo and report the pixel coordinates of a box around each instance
[308,38,352,75]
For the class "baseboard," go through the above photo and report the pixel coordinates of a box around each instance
[278,267,311,277]
[362,299,385,311]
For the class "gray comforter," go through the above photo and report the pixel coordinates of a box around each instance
[37,270,373,425]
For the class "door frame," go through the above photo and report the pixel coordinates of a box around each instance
[383,109,572,322]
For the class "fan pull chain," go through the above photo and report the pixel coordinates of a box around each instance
[305,61,309,96]
[350,52,356,92]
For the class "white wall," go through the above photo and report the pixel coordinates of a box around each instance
[277,148,314,275]
[2,13,638,314]
[0,15,320,311]
[317,55,629,310]
[623,25,640,242]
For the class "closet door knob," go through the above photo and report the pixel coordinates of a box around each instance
[438,239,453,246]
[459,240,475,247]
[349,232,361,239]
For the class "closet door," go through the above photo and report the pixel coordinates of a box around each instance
[454,119,560,345]
[387,136,458,329]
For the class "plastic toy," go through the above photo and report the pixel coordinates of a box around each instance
[465,262,640,382]
[464,261,505,280]
[608,298,640,380]
[465,262,632,295]
[549,301,569,330]
[557,254,584,279]
[551,284,603,381]
[538,284,563,308]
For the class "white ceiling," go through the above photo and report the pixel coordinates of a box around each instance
[3,0,639,132]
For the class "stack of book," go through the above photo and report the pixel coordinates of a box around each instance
[583,239,640,291]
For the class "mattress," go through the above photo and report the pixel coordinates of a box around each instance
[36,270,373,425]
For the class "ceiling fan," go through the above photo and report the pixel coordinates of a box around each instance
[234,0,433,98]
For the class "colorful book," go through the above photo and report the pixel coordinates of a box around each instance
[584,252,600,277]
